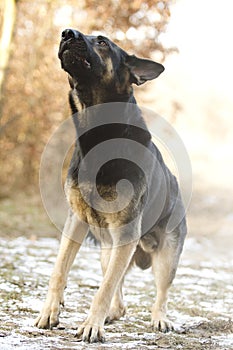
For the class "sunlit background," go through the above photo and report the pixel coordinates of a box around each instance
[152,0,233,245]
[152,0,233,187]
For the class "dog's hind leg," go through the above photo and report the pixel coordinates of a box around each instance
[101,248,126,323]
[35,210,87,329]
[151,227,185,332]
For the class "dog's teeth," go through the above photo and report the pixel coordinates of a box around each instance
[78,57,91,68]
[84,59,91,68]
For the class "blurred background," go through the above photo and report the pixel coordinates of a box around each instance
[1,3,233,347]
[0,0,232,244]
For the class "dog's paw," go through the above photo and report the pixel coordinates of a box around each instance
[105,304,126,324]
[34,295,62,329]
[151,311,174,333]
[76,319,105,343]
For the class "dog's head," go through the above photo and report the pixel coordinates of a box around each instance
[58,29,164,101]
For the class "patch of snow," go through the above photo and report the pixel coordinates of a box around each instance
[212,334,233,347]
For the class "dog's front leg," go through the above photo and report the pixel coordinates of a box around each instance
[101,248,126,324]
[35,211,87,329]
[76,239,138,343]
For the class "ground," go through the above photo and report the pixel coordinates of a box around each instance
[0,187,233,350]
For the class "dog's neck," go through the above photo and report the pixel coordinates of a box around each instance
[69,82,135,115]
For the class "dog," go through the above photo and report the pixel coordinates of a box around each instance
[35,29,187,343]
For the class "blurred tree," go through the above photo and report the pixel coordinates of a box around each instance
[0,0,17,128]
[0,0,16,96]
[0,0,172,196]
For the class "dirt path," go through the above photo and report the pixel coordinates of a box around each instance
[0,191,233,349]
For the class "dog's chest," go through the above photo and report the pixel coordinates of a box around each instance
[65,180,101,226]
[65,179,130,231]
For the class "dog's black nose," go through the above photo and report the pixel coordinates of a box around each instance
[61,29,77,41]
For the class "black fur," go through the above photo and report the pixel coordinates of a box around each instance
[58,30,185,240]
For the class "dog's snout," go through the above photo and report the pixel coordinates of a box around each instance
[61,29,78,41]
[59,29,88,61]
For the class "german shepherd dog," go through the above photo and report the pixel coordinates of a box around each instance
[35,29,187,343]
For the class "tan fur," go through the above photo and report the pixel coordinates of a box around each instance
[34,213,87,328]
[71,89,85,112]
[65,178,145,230]
[76,240,138,342]
[150,238,180,332]
[101,248,126,322]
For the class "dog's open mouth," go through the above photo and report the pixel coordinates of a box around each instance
[58,41,91,70]
[78,57,91,69]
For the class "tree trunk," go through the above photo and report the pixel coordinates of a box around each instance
[0,0,16,101]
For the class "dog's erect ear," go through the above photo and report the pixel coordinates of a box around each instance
[125,55,164,86]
